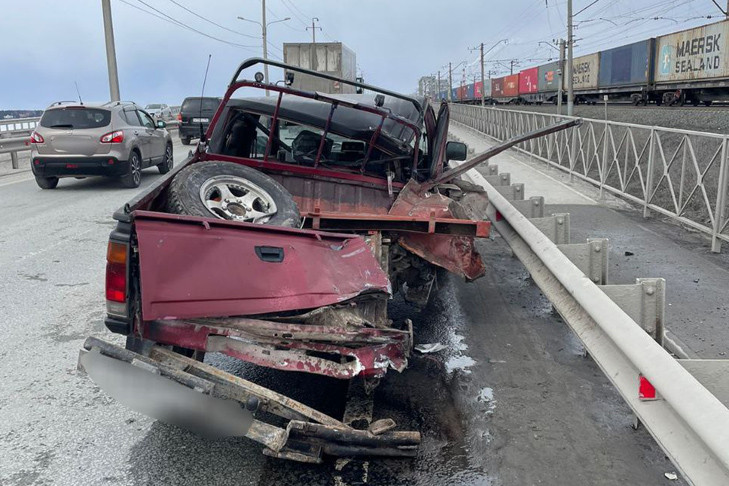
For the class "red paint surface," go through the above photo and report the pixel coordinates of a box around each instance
[134,213,390,320]
[639,374,657,400]
[518,67,539,94]
[474,81,483,98]
[141,319,408,379]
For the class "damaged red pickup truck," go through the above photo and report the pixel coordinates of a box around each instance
[78,58,575,463]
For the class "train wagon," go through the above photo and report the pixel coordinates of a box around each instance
[474,79,492,103]
[538,61,561,103]
[653,19,729,105]
[596,39,655,105]
[518,67,542,104]
[491,74,520,104]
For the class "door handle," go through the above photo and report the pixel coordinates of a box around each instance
[255,246,285,263]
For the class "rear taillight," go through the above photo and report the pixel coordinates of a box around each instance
[176,113,182,121]
[100,130,124,143]
[106,241,128,316]
[30,131,44,144]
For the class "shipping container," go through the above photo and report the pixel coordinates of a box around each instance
[599,39,654,88]
[465,83,475,100]
[654,19,729,84]
[474,80,493,99]
[283,42,357,94]
[503,74,520,97]
[519,67,539,94]
[538,61,560,92]
[451,87,459,101]
[491,77,505,97]
[566,53,600,90]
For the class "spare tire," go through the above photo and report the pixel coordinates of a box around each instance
[167,161,300,227]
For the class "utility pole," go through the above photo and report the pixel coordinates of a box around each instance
[480,43,485,106]
[437,70,441,100]
[262,0,268,95]
[448,62,453,102]
[510,59,515,75]
[307,17,321,44]
[558,39,565,115]
[567,0,574,116]
[238,6,289,97]
[101,0,120,101]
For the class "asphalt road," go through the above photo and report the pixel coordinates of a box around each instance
[0,131,692,485]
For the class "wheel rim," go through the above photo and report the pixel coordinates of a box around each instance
[199,175,278,223]
[165,145,173,169]
[130,153,141,184]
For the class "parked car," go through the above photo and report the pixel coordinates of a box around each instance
[29,101,174,189]
[177,96,221,145]
[144,103,172,120]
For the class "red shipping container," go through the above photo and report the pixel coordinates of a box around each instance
[503,74,520,96]
[474,81,483,98]
[491,77,505,97]
[518,67,539,94]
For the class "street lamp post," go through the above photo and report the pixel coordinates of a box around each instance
[238,5,290,96]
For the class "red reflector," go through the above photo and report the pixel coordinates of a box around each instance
[639,374,657,400]
[108,159,114,165]
[105,261,126,302]
[34,159,40,165]
[66,164,78,169]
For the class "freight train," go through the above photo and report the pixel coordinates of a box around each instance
[439,19,729,107]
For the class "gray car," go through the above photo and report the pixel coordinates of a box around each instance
[144,103,172,120]
[30,101,173,189]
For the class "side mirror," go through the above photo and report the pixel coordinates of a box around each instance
[446,141,467,161]
[156,120,166,129]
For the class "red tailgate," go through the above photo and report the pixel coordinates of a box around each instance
[133,212,390,320]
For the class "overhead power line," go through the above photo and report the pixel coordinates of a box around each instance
[122,0,259,49]
[166,0,259,39]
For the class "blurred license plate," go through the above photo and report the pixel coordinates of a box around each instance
[192,118,209,123]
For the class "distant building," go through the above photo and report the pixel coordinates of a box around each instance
[417,76,437,97]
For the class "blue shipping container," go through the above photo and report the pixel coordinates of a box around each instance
[465,83,475,100]
[451,87,459,100]
[598,39,654,88]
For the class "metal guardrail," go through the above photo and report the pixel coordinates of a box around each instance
[450,104,729,253]
[448,120,729,484]
[0,116,40,135]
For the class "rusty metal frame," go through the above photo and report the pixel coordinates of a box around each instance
[80,337,420,463]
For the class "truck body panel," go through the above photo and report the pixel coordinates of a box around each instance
[283,42,357,94]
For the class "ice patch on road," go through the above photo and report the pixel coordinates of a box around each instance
[445,355,476,374]
[477,387,496,416]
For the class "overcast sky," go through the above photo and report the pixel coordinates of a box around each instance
[0,0,723,109]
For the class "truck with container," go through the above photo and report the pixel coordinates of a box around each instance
[76,57,575,463]
[283,42,357,94]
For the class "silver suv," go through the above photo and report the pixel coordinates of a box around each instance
[30,101,173,189]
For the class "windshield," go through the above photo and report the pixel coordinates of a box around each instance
[40,107,111,129]
[146,104,161,109]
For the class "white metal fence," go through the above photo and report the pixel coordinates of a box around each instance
[450,104,729,252]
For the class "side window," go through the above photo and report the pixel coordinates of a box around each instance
[123,109,141,126]
[137,110,155,129]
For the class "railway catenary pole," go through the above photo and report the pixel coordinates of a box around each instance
[480,43,485,106]
[101,0,120,102]
[448,62,453,102]
[558,39,565,115]
[567,0,574,116]
[437,71,441,101]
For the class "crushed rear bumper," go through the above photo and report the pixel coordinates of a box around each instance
[78,337,420,462]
